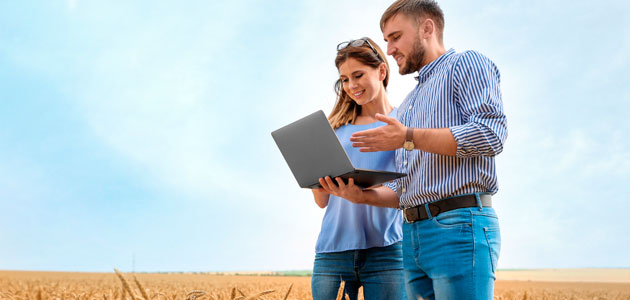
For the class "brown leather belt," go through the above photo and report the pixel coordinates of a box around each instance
[403,194,492,223]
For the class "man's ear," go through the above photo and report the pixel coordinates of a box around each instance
[420,18,435,39]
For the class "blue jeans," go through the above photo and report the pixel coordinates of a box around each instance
[402,202,500,300]
[312,242,406,300]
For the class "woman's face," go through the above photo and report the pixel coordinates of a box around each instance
[338,58,384,106]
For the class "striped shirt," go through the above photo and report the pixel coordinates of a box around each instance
[384,49,507,208]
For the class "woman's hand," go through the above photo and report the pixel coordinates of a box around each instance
[318,176,365,204]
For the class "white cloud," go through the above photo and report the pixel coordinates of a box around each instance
[67,0,78,12]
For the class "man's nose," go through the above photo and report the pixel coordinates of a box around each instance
[387,43,395,56]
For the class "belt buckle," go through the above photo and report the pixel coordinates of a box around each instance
[403,207,414,224]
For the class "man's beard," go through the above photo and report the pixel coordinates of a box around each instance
[400,37,425,75]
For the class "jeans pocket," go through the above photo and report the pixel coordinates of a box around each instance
[432,208,473,228]
[483,226,501,273]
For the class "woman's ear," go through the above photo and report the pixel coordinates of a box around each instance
[379,63,387,81]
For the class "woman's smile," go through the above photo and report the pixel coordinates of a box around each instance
[352,90,365,98]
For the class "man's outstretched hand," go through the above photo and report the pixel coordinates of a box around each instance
[350,113,406,152]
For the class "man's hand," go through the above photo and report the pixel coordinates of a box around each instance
[318,176,365,204]
[350,113,406,152]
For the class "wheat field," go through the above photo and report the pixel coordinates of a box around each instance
[1,270,630,300]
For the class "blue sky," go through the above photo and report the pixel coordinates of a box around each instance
[1,0,629,272]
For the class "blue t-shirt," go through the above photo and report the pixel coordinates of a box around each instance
[315,108,403,253]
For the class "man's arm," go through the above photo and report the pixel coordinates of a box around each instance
[349,114,457,156]
[450,50,507,157]
[350,52,506,157]
[410,127,456,156]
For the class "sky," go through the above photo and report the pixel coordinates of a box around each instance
[1,0,629,272]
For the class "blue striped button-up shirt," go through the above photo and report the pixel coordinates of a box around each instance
[385,49,507,208]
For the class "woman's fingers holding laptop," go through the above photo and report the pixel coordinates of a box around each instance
[319,176,363,203]
[318,176,336,194]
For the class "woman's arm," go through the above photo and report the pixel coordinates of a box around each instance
[319,176,399,208]
[312,189,330,208]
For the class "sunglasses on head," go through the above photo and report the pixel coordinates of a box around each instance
[336,37,383,62]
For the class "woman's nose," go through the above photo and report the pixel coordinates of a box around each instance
[349,80,359,89]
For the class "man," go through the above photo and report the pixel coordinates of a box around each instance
[318,0,507,299]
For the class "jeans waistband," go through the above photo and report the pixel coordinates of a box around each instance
[403,194,492,223]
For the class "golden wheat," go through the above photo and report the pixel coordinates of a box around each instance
[114,268,138,299]
[133,275,150,300]
[283,284,293,300]
[1,270,630,300]
[335,280,345,300]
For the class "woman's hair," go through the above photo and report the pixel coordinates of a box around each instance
[328,37,390,129]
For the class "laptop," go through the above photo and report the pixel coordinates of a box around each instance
[271,110,406,189]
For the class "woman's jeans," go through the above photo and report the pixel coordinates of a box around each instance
[312,242,406,300]
[403,206,501,300]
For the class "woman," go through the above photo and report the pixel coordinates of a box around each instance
[311,37,405,300]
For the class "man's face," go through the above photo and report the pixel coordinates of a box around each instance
[383,13,425,75]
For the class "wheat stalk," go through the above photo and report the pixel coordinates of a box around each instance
[335,281,345,300]
[186,290,206,300]
[121,283,127,300]
[283,284,293,300]
[133,276,150,300]
[237,288,246,297]
[2,294,17,300]
[243,290,274,300]
[114,269,138,300]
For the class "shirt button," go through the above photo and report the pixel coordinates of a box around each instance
[402,187,407,193]
[408,106,413,110]
[404,160,408,165]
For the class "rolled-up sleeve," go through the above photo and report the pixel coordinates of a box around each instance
[450,51,507,158]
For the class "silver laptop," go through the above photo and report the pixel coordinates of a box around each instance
[271,110,406,189]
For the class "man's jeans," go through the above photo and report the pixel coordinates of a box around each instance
[403,205,500,300]
[312,242,406,300]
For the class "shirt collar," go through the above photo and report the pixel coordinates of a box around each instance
[415,48,455,83]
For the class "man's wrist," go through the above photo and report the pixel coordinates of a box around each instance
[404,126,409,143]
[403,127,416,151]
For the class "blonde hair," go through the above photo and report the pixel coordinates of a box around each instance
[328,37,389,129]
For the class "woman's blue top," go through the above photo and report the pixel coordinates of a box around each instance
[315,108,403,253]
